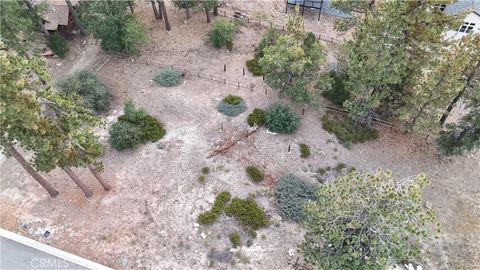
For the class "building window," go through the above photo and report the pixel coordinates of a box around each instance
[433,3,446,11]
[458,22,476,33]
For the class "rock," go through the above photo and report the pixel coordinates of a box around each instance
[121,257,129,266]
[288,249,295,257]
[193,223,200,228]
[200,232,207,239]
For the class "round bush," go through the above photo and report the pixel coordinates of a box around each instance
[138,115,166,142]
[57,69,111,113]
[208,18,236,49]
[247,108,266,127]
[265,103,300,133]
[300,143,311,158]
[217,96,246,117]
[246,166,264,182]
[108,121,143,151]
[154,68,183,86]
[275,174,318,222]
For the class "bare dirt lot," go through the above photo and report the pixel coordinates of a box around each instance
[1,2,479,270]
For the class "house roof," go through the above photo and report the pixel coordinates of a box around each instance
[445,0,480,16]
[32,0,78,30]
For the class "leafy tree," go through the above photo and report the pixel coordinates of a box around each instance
[200,0,218,23]
[341,0,460,124]
[78,1,146,54]
[436,89,480,156]
[330,0,375,31]
[260,9,328,105]
[208,18,236,50]
[0,0,45,53]
[401,34,480,132]
[1,47,110,198]
[301,169,439,270]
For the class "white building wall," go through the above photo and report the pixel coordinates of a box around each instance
[445,12,480,40]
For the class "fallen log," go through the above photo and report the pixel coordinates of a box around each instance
[207,125,258,158]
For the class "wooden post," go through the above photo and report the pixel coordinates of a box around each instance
[224,64,226,72]
[265,88,267,95]
[220,123,223,132]
[237,82,240,88]
[243,68,245,76]
[302,107,306,115]
[262,74,265,81]
[288,143,291,153]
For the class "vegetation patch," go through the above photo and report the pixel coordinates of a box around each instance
[321,114,379,145]
[322,72,349,106]
[208,18,236,50]
[246,166,264,182]
[154,68,183,86]
[198,175,206,183]
[265,103,300,134]
[198,191,231,225]
[335,163,347,172]
[109,100,166,151]
[217,95,246,117]
[47,32,68,58]
[275,174,318,222]
[57,69,112,113]
[299,143,310,158]
[246,58,263,76]
[225,197,269,230]
[247,108,266,127]
[229,232,241,247]
[202,166,210,174]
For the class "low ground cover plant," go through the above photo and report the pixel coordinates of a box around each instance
[154,68,183,86]
[109,100,166,150]
[246,166,264,182]
[321,113,378,145]
[57,69,111,113]
[47,32,68,58]
[225,197,269,230]
[198,191,231,225]
[208,18,236,50]
[217,95,246,117]
[265,103,300,133]
[229,232,241,247]
[275,174,318,222]
[247,108,266,127]
[299,143,310,158]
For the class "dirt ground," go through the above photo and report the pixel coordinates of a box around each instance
[1,2,479,270]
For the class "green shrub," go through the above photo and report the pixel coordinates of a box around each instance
[265,103,300,134]
[322,72,349,106]
[335,163,347,172]
[217,96,246,117]
[223,95,242,105]
[57,69,111,113]
[208,18,236,49]
[247,108,266,127]
[255,28,278,59]
[229,232,241,247]
[321,114,379,145]
[199,175,206,183]
[275,174,318,222]
[317,168,327,176]
[225,198,269,230]
[202,166,210,174]
[154,68,183,86]
[47,32,68,58]
[246,166,264,182]
[246,58,263,76]
[198,191,232,225]
[299,143,310,158]
[138,115,166,142]
[108,121,143,151]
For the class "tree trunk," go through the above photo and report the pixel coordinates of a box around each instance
[128,1,135,14]
[150,0,161,20]
[7,146,59,198]
[184,0,191,19]
[158,0,171,31]
[63,167,93,198]
[65,0,86,35]
[439,61,480,126]
[87,164,111,191]
[156,0,163,20]
[23,0,50,38]
[205,9,211,23]
[213,6,218,16]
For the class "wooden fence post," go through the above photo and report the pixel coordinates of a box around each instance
[243,68,245,76]
[224,64,226,72]
[237,82,240,88]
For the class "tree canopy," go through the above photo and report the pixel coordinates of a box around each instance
[301,169,439,270]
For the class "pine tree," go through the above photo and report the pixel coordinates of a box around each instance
[0,0,40,53]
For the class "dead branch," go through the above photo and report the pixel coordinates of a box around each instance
[207,124,258,158]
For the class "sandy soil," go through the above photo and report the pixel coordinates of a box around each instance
[1,2,479,270]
